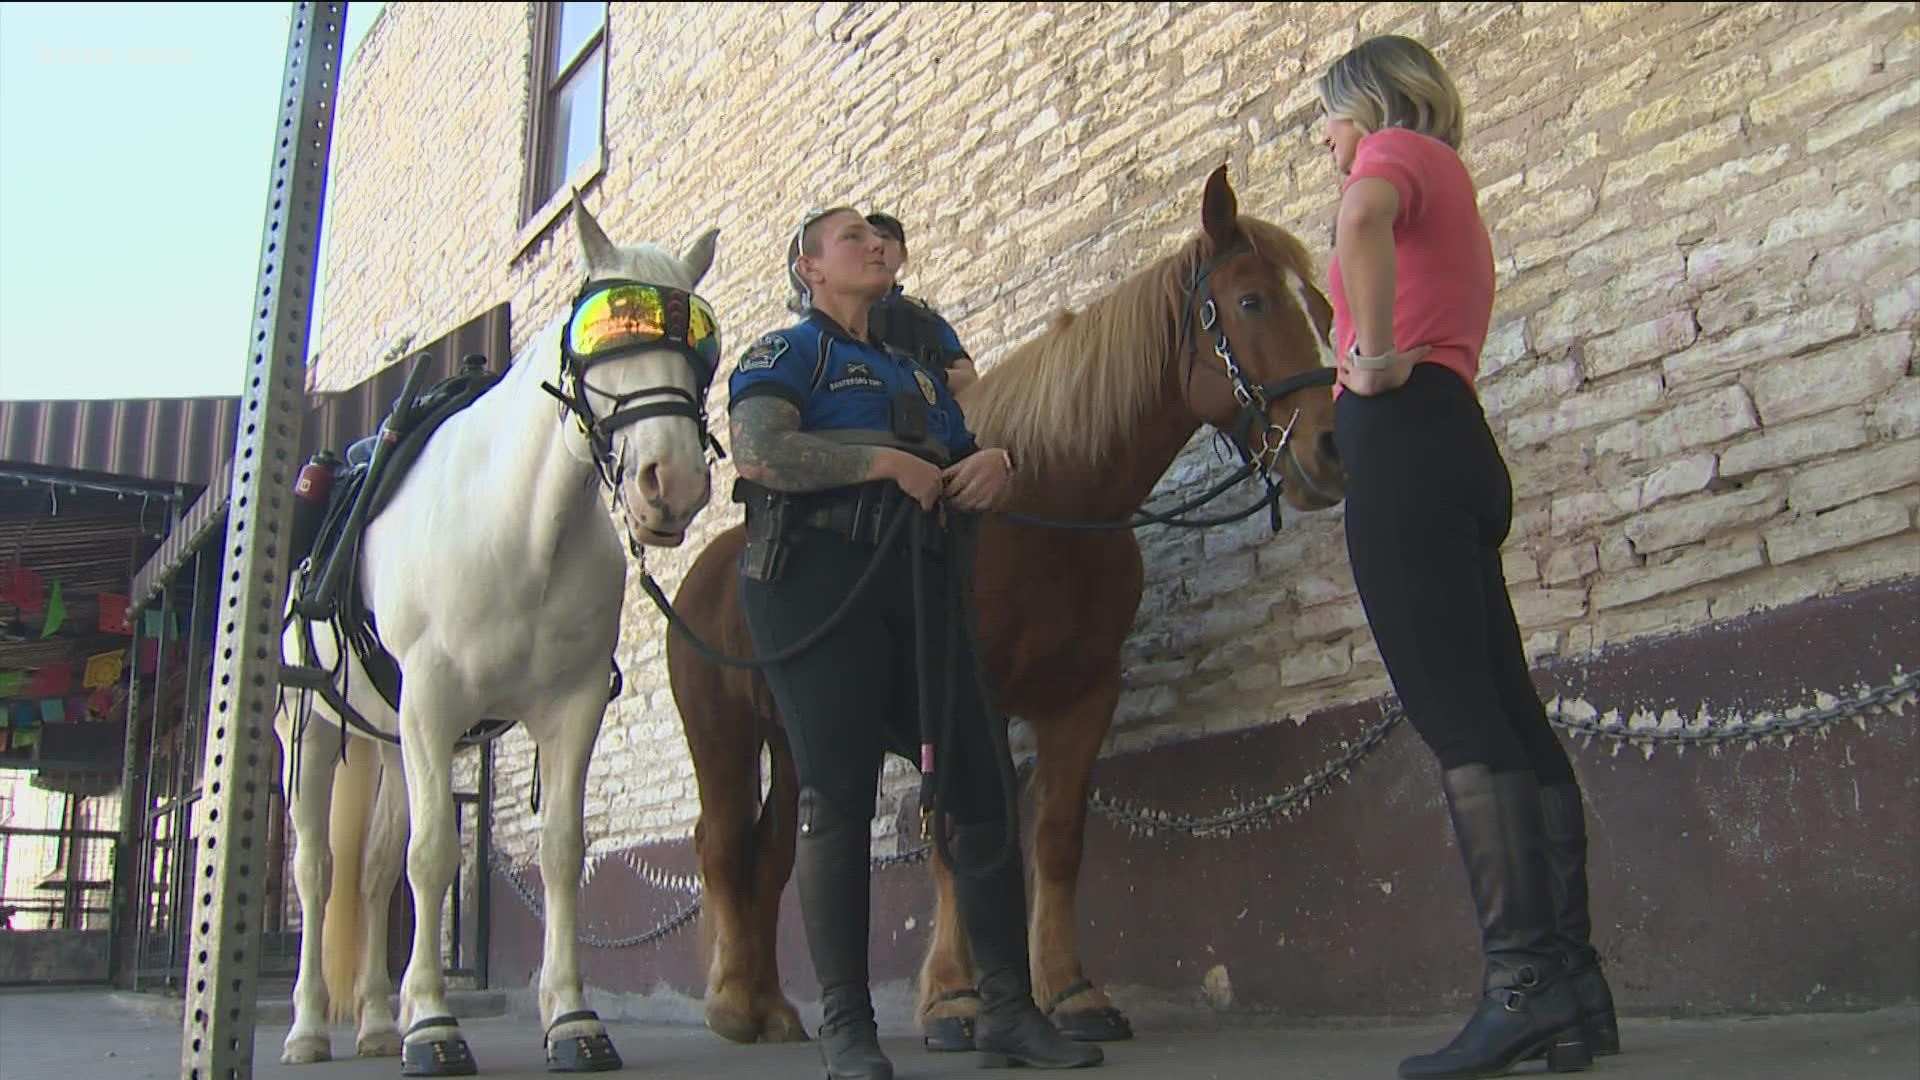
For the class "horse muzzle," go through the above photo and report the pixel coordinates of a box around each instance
[623,460,711,546]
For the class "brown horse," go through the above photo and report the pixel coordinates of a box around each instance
[666,165,1346,1047]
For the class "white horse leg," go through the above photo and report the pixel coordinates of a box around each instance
[532,681,622,1070]
[395,685,475,1071]
[279,715,338,1064]
[353,741,409,1057]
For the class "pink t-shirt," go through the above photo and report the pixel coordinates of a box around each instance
[1327,127,1495,397]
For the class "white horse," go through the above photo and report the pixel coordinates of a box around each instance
[273,199,720,1074]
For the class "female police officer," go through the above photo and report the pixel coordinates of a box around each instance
[727,207,1103,1079]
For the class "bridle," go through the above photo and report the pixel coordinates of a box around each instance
[1177,240,1339,530]
[540,278,727,505]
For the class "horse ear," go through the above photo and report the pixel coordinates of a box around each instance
[682,227,719,287]
[1201,163,1240,248]
[571,193,620,275]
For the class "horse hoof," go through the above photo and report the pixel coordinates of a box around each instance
[281,1035,332,1064]
[922,1015,975,1052]
[547,1032,623,1072]
[705,1002,762,1045]
[1053,1006,1134,1043]
[757,1000,809,1044]
[356,1028,403,1058]
[401,1017,478,1077]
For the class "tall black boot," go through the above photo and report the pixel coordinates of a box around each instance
[796,788,893,1080]
[948,819,1103,1070]
[1539,783,1621,1057]
[1399,767,1592,1079]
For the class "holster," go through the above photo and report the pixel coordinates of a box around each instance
[736,479,792,584]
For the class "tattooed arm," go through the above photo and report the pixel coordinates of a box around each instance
[731,397,944,508]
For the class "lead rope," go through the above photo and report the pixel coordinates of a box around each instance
[916,508,1021,881]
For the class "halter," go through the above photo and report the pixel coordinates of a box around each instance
[1178,241,1337,531]
[541,278,727,499]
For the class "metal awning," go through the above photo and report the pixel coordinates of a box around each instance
[125,302,512,614]
[0,396,241,491]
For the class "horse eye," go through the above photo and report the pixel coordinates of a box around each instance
[1239,294,1265,313]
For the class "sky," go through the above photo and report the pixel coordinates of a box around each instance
[0,2,385,402]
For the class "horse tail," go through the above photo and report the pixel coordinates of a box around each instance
[321,739,379,1025]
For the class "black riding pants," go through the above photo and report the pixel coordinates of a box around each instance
[1333,363,1576,784]
[739,516,1008,826]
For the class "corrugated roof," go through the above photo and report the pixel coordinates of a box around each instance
[0,397,241,490]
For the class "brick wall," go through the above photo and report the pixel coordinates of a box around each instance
[311,2,1920,866]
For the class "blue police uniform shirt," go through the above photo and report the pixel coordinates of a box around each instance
[879,284,969,363]
[728,308,977,462]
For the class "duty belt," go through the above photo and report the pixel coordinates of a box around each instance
[795,484,944,554]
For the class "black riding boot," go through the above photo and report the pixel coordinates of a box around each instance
[796,788,893,1080]
[948,818,1103,1070]
[1399,766,1592,1079]
[1539,783,1621,1057]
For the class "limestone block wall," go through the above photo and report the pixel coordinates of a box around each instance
[308,2,1920,867]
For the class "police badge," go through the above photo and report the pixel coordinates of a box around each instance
[913,368,939,406]
[737,333,788,372]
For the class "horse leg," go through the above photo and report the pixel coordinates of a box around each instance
[688,713,770,1043]
[279,715,339,1064]
[533,682,623,1071]
[394,687,478,1074]
[1030,676,1133,1041]
[916,840,980,1051]
[747,729,806,1042]
[353,741,408,1057]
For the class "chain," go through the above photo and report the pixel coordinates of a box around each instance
[1086,705,1403,839]
[1084,672,1916,839]
[1551,669,1916,752]
[482,672,1913,942]
[490,852,703,950]
[488,841,933,949]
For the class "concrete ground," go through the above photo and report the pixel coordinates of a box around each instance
[0,987,1914,1080]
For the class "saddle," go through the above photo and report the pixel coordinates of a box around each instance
[284,353,503,727]
[281,352,624,752]
[295,353,501,625]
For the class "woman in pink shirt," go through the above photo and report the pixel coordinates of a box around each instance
[1317,36,1617,1078]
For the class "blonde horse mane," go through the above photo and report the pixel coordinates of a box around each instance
[961,217,1318,473]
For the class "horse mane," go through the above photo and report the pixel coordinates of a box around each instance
[961,216,1318,473]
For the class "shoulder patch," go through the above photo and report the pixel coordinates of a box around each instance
[737,333,789,372]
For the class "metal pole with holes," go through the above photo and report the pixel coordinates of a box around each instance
[180,5,343,1076]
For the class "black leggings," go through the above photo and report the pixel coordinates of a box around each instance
[1334,363,1576,784]
[739,520,1008,826]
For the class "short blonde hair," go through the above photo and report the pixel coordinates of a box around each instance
[1316,35,1466,149]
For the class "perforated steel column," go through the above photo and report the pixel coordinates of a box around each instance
[181,5,343,1076]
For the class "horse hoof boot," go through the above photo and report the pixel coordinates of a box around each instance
[1051,1006,1133,1043]
[923,988,979,1052]
[546,1010,623,1073]
[400,1017,477,1077]
[922,1015,975,1052]
[1045,980,1134,1043]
